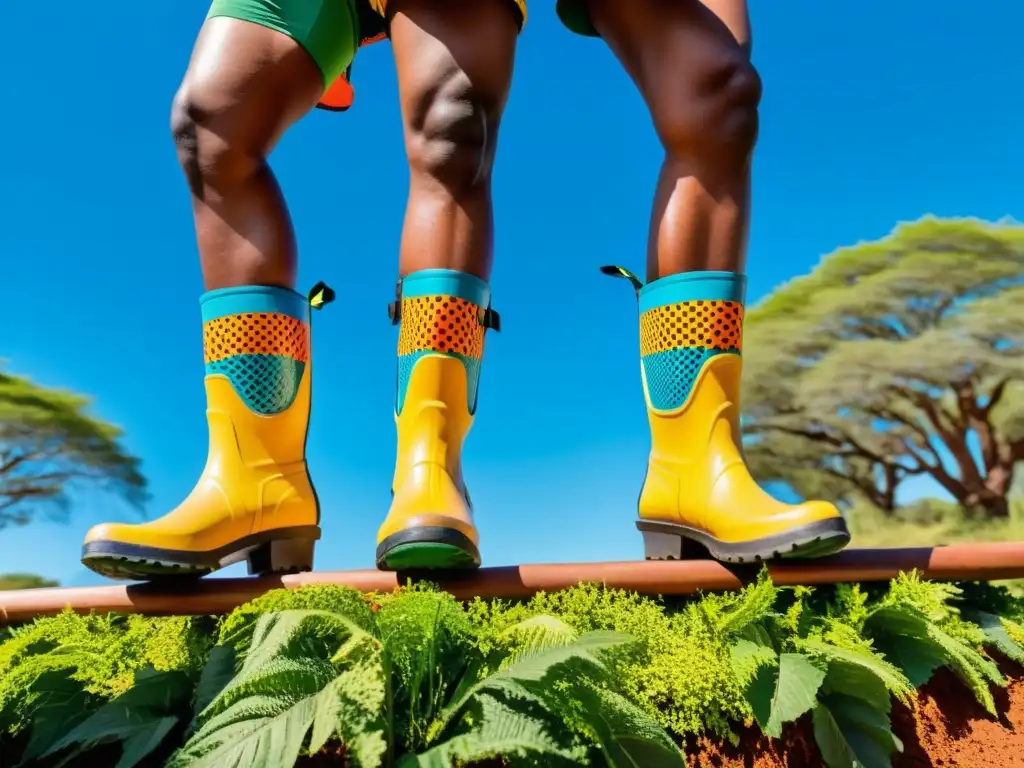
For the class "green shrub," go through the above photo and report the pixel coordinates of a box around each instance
[0,612,210,732]
[1,571,1022,768]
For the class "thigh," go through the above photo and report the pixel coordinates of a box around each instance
[583,0,754,137]
[385,0,521,132]
[586,0,751,89]
[182,0,361,151]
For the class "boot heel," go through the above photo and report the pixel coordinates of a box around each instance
[639,526,709,561]
[246,537,316,576]
[641,530,684,560]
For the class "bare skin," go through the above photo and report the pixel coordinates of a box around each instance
[387,0,519,282]
[586,0,761,280]
[171,2,518,292]
[171,17,324,291]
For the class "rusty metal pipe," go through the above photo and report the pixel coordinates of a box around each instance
[4,543,1024,625]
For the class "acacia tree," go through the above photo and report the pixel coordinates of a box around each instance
[742,216,1024,518]
[0,367,147,530]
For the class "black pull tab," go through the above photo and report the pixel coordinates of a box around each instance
[387,278,402,325]
[600,265,644,298]
[308,281,336,310]
[479,307,501,332]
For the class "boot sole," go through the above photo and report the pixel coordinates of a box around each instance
[636,517,851,564]
[81,525,321,582]
[376,526,481,571]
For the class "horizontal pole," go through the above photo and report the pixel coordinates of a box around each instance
[4,543,1024,625]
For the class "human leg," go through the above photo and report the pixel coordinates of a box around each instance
[576,0,850,562]
[81,0,358,580]
[373,0,522,570]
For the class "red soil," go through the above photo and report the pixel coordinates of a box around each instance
[686,658,1024,768]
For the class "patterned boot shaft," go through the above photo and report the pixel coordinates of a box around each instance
[201,287,311,416]
[640,298,744,412]
[391,269,499,417]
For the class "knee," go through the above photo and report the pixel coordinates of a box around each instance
[653,55,762,166]
[405,71,500,193]
[170,84,259,194]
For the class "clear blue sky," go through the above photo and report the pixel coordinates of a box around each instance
[1,1,1021,586]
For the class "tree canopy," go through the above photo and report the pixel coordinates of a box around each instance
[0,573,58,590]
[0,367,147,530]
[743,216,1024,517]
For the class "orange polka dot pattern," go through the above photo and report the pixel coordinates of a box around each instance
[397,296,485,359]
[203,313,310,364]
[639,301,743,357]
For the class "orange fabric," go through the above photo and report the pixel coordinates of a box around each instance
[203,313,310,363]
[317,73,358,111]
[640,301,744,355]
[397,295,486,358]
[319,74,356,111]
[317,33,386,111]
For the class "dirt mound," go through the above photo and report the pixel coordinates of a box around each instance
[686,659,1024,767]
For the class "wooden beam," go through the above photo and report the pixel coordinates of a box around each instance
[4,543,1024,625]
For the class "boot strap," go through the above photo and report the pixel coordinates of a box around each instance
[600,265,644,298]
[308,281,337,310]
[387,278,501,331]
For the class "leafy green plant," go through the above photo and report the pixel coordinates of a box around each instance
[172,593,680,767]
[0,611,211,738]
[2,572,1024,768]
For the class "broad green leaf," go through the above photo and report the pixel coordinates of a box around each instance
[169,658,341,768]
[924,624,1003,714]
[966,610,1024,664]
[192,645,237,722]
[743,660,778,730]
[238,609,373,681]
[307,661,388,767]
[874,634,944,687]
[799,638,912,703]
[765,653,827,737]
[116,716,179,768]
[16,670,96,766]
[443,630,632,727]
[575,686,685,768]
[42,668,192,760]
[739,622,777,651]
[171,608,387,768]
[864,605,930,638]
[400,691,581,768]
[200,609,378,725]
[866,605,946,686]
[813,693,902,768]
[870,601,1004,714]
[491,631,632,683]
[820,660,891,714]
[425,629,641,766]
[812,703,856,768]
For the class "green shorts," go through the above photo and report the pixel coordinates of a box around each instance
[206,0,365,88]
[556,0,598,37]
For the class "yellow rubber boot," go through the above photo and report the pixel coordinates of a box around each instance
[604,266,850,563]
[375,269,499,571]
[81,283,335,581]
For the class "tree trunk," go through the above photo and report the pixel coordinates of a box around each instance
[974,493,1011,519]
[964,467,1013,518]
